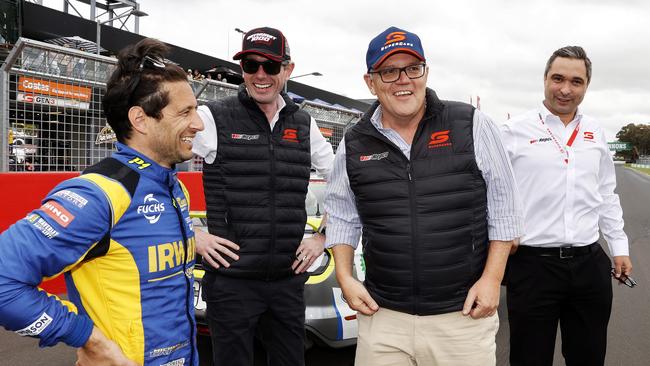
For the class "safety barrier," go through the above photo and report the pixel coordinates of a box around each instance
[1,37,361,173]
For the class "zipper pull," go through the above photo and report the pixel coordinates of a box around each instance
[407,163,412,181]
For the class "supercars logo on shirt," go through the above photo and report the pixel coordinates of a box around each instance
[40,201,75,228]
[583,131,596,142]
[360,151,389,161]
[282,128,299,143]
[137,194,165,224]
[428,130,452,148]
[231,133,260,141]
[529,137,553,144]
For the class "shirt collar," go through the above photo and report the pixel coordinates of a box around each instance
[369,105,386,131]
[539,102,583,125]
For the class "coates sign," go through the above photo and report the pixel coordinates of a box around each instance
[18,76,91,101]
[18,93,90,110]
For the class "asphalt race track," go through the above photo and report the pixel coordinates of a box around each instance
[1,166,649,366]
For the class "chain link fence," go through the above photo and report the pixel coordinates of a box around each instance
[1,38,362,173]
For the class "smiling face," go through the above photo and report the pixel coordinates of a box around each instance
[241,54,294,105]
[145,81,203,167]
[543,57,589,124]
[364,53,428,126]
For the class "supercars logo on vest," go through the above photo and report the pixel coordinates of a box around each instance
[137,194,166,224]
[282,128,299,143]
[360,151,389,161]
[428,130,451,148]
[231,133,260,141]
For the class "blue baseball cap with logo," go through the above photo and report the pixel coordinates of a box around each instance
[366,26,426,72]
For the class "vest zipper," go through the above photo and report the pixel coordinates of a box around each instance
[169,186,195,366]
[406,162,420,314]
[267,142,276,281]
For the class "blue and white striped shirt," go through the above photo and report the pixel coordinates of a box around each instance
[324,106,523,249]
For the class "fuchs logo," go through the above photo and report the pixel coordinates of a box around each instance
[529,137,553,144]
[282,128,299,143]
[231,133,259,141]
[428,130,451,148]
[137,194,165,224]
[16,312,52,336]
[360,151,389,161]
[247,33,276,44]
[583,131,595,142]
[40,201,75,228]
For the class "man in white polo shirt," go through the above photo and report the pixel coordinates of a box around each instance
[501,45,633,366]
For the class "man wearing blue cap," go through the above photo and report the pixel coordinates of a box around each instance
[324,26,523,365]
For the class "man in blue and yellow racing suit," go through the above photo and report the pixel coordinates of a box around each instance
[0,38,204,366]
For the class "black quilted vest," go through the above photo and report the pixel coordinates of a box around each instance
[203,85,311,280]
[345,88,488,315]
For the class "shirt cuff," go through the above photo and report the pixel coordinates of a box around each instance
[607,238,629,257]
[325,224,361,249]
[488,215,524,241]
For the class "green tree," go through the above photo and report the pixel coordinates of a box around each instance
[616,123,650,156]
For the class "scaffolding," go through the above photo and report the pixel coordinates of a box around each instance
[1,37,362,173]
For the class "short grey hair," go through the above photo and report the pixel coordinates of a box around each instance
[544,46,592,83]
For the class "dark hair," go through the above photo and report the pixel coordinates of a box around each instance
[544,45,592,83]
[103,38,187,142]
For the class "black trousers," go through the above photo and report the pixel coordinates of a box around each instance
[202,272,307,366]
[506,243,613,366]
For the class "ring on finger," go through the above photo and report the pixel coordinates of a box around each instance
[301,255,308,261]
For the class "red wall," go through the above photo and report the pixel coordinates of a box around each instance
[0,171,205,294]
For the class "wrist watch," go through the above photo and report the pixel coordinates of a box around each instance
[316,224,326,236]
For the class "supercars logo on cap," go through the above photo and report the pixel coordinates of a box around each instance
[385,31,407,45]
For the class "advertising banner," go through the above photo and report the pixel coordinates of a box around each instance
[18,76,92,101]
[17,93,90,110]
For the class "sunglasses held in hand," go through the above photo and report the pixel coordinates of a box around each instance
[611,268,637,288]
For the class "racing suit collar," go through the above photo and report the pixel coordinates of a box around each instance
[113,142,178,188]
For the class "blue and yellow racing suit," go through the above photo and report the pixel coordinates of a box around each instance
[0,143,197,366]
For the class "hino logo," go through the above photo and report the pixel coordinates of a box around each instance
[137,194,165,224]
[16,312,53,336]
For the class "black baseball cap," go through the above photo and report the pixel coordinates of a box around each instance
[233,27,291,62]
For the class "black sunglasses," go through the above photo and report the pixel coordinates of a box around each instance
[127,55,167,105]
[611,268,637,288]
[241,59,285,75]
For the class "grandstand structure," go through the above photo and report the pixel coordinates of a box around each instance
[0,1,366,172]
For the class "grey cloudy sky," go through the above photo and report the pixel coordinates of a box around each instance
[47,0,650,139]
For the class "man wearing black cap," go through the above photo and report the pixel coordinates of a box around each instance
[191,27,333,366]
[324,26,522,365]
